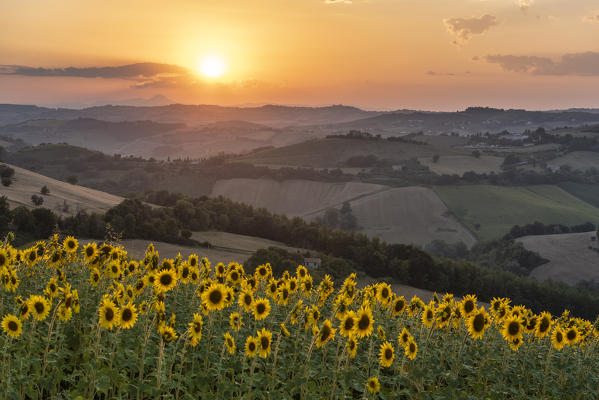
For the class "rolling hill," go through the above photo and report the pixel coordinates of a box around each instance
[518,232,599,285]
[1,163,123,216]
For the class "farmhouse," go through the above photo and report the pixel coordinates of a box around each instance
[304,257,321,269]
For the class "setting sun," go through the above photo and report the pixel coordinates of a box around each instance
[197,55,226,79]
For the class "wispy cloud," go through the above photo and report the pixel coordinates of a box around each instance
[516,0,534,11]
[443,15,498,45]
[324,0,352,4]
[583,12,599,23]
[484,52,599,76]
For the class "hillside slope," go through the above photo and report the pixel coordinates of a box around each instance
[1,163,123,216]
[518,232,599,285]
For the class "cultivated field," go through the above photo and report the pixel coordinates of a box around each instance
[319,186,477,246]
[239,137,464,167]
[559,182,599,208]
[1,163,122,216]
[212,179,475,246]
[211,178,386,216]
[548,151,599,172]
[191,231,304,255]
[519,232,599,285]
[435,184,599,241]
[418,155,503,176]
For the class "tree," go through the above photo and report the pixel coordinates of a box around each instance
[31,194,44,206]
[432,154,440,163]
[66,175,78,185]
[1,177,11,187]
[471,150,481,158]
[41,186,50,195]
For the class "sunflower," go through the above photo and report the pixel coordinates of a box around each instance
[460,294,477,317]
[215,262,227,277]
[276,285,291,306]
[119,303,138,329]
[202,283,227,311]
[315,319,336,348]
[46,278,59,299]
[501,315,523,342]
[238,291,254,312]
[18,302,30,320]
[376,283,392,306]
[509,336,522,351]
[346,336,358,358]
[63,236,78,253]
[301,276,313,295]
[296,265,308,280]
[98,299,120,330]
[257,328,272,358]
[398,328,412,348]
[253,298,271,321]
[188,254,199,268]
[564,326,580,345]
[224,332,236,355]
[379,341,395,368]
[188,313,203,346]
[178,263,191,283]
[0,249,10,269]
[226,268,242,286]
[82,243,98,263]
[551,327,565,350]
[339,311,356,337]
[245,336,258,358]
[405,340,418,360]
[1,314,22,338]
[391,296,406,316]
[154,268,177,293]
[28,295,50,321]
[421,304,436,328]
[160,325,178,343]
[354,306,374,338]
[467,308,489,340]
[266,279,278,299]
[229,312,242,331]
[366,377,380,394]
[535,312,553,339]
[57,305,72,322]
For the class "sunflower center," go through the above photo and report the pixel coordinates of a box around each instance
[105,307,114,321]
[539,318,549,332]
[182,268,189,278]
[249,342,256,351]
[160,274,173,286]
[344,318,354,330]
[256,303,266,314]
[556,332,563,342]
[464,301,474,314]
[34,301,45,313]
[122,308,132,322]
[395,301,404,312]
[472,313,485,332]
[8,320,18,331]
[320,325,331,341]
[381,288,389,298]
[508,321,520,336]
[385,348,392,359]
[86,247,94,257]
[358,314,370,330]
[209,289,223,304]
[567,330,576,341]
[260,336,269,349]
[410,343,416,352]
[231,272,238,281]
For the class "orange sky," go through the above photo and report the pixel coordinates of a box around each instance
[1,0,599,110]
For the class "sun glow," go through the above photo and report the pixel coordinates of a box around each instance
[197,55,227,79]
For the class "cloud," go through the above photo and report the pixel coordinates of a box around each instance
[516,0,534,11]
[324,0,352,3]
[484,52,599,76]
[443,15,498,44]
[0,62,190,79]
[583,12,599,23]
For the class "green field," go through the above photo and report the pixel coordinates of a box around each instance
[435,184,599,241]
[558,182,599,208]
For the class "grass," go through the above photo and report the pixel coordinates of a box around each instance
[548,151,599,171]
[558,182,599,208]
[434,184,599,241]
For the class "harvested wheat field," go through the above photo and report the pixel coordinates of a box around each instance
[518,232,599,285]
[1,163,122,216]
[211,178,386,216]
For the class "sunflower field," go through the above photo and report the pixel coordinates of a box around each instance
[0,235,598,399]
